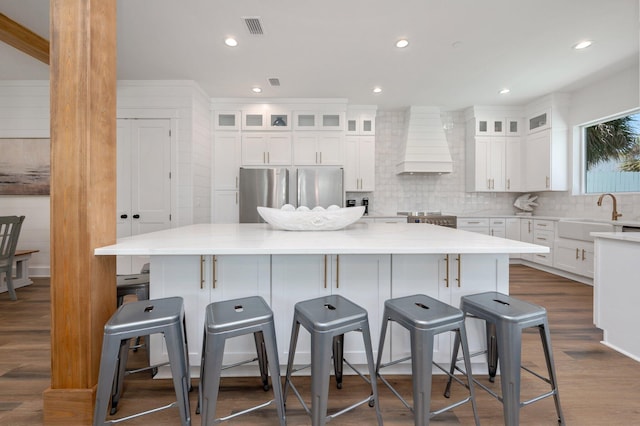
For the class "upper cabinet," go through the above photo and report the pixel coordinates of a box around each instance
[475,116,522,136]
[346,108,376,136]
[214,111,241,131]
[293,111,345,131]
[293,132,344,165]
[241,133,292,166]
[242,108,291,131]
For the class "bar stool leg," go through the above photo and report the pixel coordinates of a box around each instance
[360,321,383,425]
[310,332,333,426]
[262,322,287,426]
[283,320,301,403]
[375,310,390,377]
[486,322,498,382]
[496,321,522,426]
[94,335,125,426]
[458,325,481,426]
[539,321,565,424]
[200,333,226,426]
[411,330,434,426]
[332,334,344,389]
[110,339,131,414]
[253,331,270,391]
[164,325,192,426]
[444,325,460,399]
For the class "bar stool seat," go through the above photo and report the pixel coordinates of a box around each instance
[446,291,564,425]
[376,294,480,426]
[93,296,191,426]
[284,294,382,426]
[198,296,285,425]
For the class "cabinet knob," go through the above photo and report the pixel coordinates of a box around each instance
[133,214,140,219]
[120,214,128,219]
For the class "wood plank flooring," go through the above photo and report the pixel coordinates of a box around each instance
[1,265,639,425]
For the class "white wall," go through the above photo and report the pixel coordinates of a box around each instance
[0,81,50,276]
[0,80,212,277]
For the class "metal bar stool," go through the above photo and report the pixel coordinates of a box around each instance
[93,297,191,426]
[445,291,565,426]
[116,273,151,370]
[283,294,383,426]
[375,294,480,426]
[197,296,285,425]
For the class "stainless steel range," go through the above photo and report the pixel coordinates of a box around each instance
[400,212,457,228]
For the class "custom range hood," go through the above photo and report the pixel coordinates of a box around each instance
[396,106,453,174]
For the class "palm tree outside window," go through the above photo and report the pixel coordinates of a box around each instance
[584,111,640,193]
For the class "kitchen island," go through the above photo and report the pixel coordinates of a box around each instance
[592,231,640,362]
[95,222,548,376]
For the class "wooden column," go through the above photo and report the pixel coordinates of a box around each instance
[43,0,117,424]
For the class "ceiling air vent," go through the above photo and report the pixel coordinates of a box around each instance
[243,17,264,35]
[268,78,280,87]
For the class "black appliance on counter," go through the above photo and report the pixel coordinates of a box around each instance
[362,197,369,215]
[346,199,356,207]
[405,213,457,228]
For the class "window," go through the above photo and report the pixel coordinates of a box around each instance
[583,110,640,193]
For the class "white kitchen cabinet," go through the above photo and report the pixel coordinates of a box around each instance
[468,137,505,192]
[457,218,490,235]
[527,109,551,134]
[391,253,508,367]
[474,116,522,136]
[242,109,291,131]
[271,254,391,365]
[489,218,506,238]
[293,111,345,131]
[213,132,240,223]
[150,255,270,371]
[346,109,376,135]
[554,238,594,278]
[213,110,241,131]
[345,136,375,191]
[520,218,534,261]
[505,138,522,192]
[531,219,555,266]
[505,218,521,259]
[523,129,567,191]
[293,131,344,165]
[241,132,292,165]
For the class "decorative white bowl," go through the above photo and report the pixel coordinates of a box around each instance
[257,205,365,231]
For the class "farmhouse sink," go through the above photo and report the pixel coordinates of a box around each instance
[557,219,615,242]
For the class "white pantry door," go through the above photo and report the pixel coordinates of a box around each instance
[117,119,172,274]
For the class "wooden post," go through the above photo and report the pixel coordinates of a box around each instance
[43,0,117,424]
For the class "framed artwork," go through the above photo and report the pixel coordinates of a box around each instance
[0,138,50,195]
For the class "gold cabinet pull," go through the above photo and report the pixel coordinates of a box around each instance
[581,249,586,261]
[336,254,340,289]
[456,255,461,287]
[576,248,579,259]
[212,255,217,288]
[200,255,205,289]
[324,255,328,288]
[444,255,450,288]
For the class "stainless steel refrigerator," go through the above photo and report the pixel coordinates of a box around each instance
[238,167,343,223]
[296,167,344,208]
[239,168,289,223]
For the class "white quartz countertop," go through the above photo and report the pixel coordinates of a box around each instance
[94,222,549,256]
[591,232,640,243]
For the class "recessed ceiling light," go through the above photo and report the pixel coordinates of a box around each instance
[499,88,510,95]
[395,39,409,48]
[252,87,262,93]
[373,87,382,94]
[224,37,238,47]
[573,40,592,50]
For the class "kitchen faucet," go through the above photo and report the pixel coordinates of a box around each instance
[597,193,622,221]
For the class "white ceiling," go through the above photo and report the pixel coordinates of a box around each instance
[0,0,638,110]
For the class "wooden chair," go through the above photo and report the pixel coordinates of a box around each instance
[0,216,26,301]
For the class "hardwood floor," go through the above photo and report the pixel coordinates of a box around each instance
[1,265,639,425]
